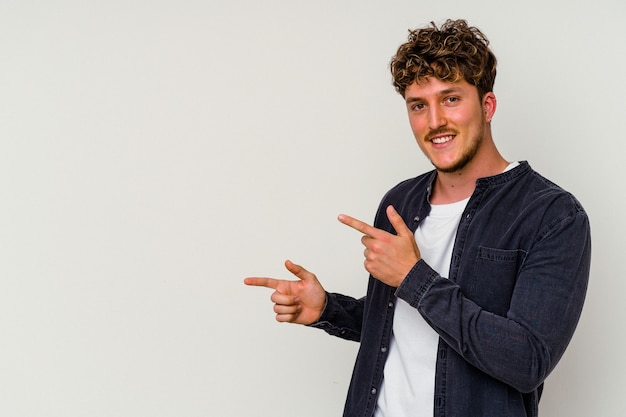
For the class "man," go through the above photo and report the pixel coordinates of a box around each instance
[244,19,591,417]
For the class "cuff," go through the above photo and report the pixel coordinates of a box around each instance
[395,259,439,309]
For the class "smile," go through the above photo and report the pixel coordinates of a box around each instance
[431,135,455,144]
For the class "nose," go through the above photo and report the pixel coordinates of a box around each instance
[428,106,447,130]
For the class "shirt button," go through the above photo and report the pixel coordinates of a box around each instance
[371,388,377,395]
[381,346,387,353]
[388,302,394,308]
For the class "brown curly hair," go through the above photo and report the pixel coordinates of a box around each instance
[390,19,497,98]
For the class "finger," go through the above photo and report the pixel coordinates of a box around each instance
[275,313,297,323]
[338,214,383,238]
[243,277,280,289]
[284,260,315,282]
[271,291,298,305]
[386,205,413,237]
[274,303,301,315]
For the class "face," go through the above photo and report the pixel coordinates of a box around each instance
[405,77,495,173]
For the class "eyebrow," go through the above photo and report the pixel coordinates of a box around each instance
[405,87,465,104]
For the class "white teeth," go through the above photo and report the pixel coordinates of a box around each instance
[431,135,454,144]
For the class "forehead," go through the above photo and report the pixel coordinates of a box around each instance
[404,77,476,100]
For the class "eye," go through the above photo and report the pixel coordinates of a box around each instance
[411,103,425,111]
[444,96,460,105]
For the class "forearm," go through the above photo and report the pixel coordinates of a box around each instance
[308,292,365,342]
[398,243,589,393]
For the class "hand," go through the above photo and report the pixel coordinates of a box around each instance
[338,205,421,287]
[244,260,327,324]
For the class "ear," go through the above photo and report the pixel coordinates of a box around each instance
[483,92,497,123]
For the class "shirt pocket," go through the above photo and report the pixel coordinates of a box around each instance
[469,247,527,315]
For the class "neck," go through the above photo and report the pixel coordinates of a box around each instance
[430,140,508,205]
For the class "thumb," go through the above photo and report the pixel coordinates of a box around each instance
[284,260,315,281]
[386,205,413,237]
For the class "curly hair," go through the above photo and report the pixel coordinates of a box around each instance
[390,19,497,98]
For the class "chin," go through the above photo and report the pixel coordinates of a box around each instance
[431,147,479,173]
[432,158,474,173]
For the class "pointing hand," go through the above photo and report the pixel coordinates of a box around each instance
[338,205,421,287]
[244,260,327,324]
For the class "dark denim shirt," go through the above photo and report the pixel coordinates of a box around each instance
[310,162,591,417]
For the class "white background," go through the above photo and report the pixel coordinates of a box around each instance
[1,1,624,416]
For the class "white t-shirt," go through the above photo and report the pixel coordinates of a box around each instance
[374,163,518,417]
[374,197,469,417]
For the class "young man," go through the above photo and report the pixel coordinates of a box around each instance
[245,19,591,417]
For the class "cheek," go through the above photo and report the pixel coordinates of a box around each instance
[457,108,484,128]
[408,116,427,137]
[446,115,476,138]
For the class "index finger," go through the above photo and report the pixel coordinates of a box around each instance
[243,277,279,289]
[338,214,384,238]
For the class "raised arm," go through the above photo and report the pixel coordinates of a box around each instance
[399,210,591,392]
[338,201,591,392]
